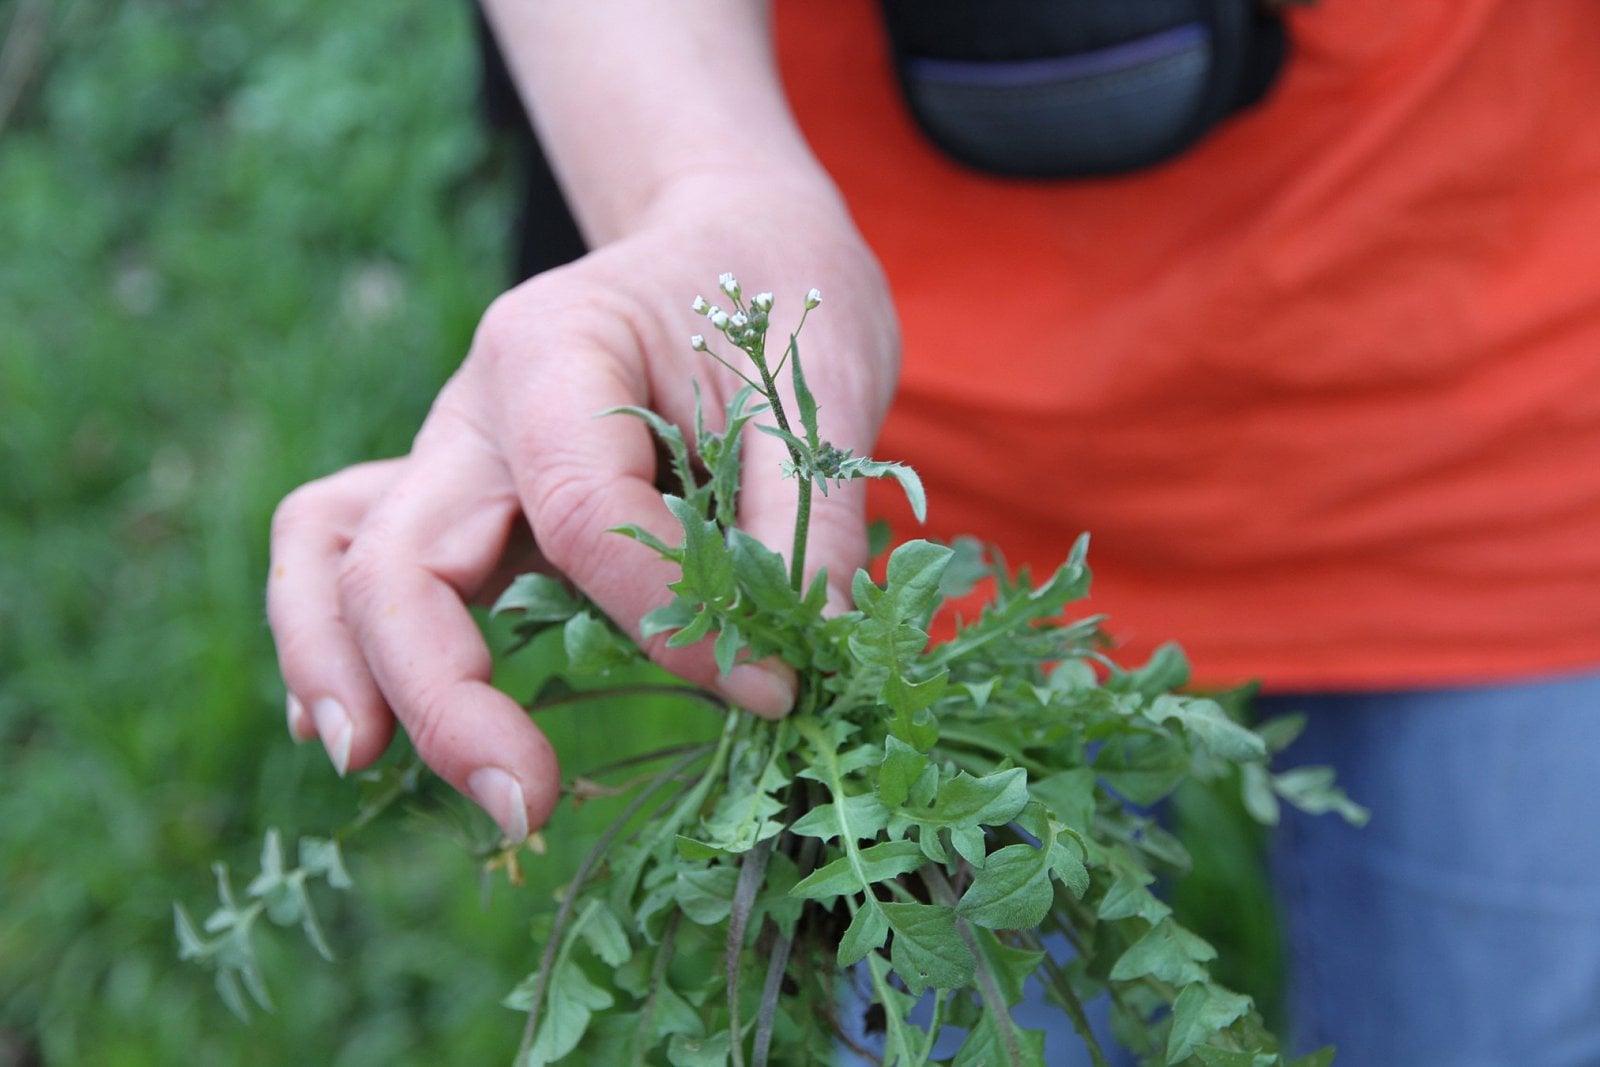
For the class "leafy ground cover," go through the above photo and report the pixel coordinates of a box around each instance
[0,3,1292,1063]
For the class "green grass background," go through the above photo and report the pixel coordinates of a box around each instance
[0,2,1280,1063]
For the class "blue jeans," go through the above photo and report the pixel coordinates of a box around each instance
[1264,669,1600,1067]
[839,668,1600,1066]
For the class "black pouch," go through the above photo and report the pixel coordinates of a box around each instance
[878,0,1291,178]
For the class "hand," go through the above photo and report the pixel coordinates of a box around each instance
[267,186,899,839]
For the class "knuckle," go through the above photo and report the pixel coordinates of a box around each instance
[526,463,612,579]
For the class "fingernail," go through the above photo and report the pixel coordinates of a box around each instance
[312,697,353,777]
[724,662,797,719]
[468,767,530,842]
[287,694,311,739]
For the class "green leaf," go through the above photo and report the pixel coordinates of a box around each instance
[1191,1049,1277,1067]
[491,573,583,622]
[881,902,975,995]
[837,902,890,967]
[665,495,735,604]
[909,767,1030,829]
[1145,695,1266,763]
[713,621,743,676]
[297,837,353,890]
[790,840,925,900]
[1029,768,1096,834]
[835,457,928,522]
[610,522,679,558]
[1240,762,1280,826]
[788,332,822,451]
[789,791,890,844]
[1097,872,1172,925]
[576,900,632,968]
[522,957,613,1065]
[1166,982,1252,1064]
[876,735,929,808]
[728,529,799,614]
[951,1012,1046,1067]
[1109,918,1216,986]
[666,1028,732,1067]
[1112,641,1192,698]
[1273,766,1371,826]
[563,611,638,674]
[956,843,1054,930]
[675,865,740,925]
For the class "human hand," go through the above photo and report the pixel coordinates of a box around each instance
[266,187,898,839]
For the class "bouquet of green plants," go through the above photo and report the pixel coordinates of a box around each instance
[485,277,1360,1066]
[179,277,1362,1066]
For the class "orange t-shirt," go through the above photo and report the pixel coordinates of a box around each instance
[775,1,1600,691]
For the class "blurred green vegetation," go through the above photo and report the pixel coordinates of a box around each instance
[0,2,1282,1063]
[0,1,717,1063]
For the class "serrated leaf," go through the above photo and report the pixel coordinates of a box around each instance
[728,529,799,614]
[1109,918,1216,986]
[837,902,889,967]
[491,573,583,622]
[911,768,1031,829]
[881,902,974,995]
[1166,982,1253,1064]
[790,840,925,900]
[1146,696,1266,763]
[957,843,1053,930]
[836,457,927,522]
[876,735,928,808]
[788,791,890,843]
[664,495,735,604]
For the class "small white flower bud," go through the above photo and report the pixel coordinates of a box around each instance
[689,334,708,351]
[804,288,822,309]
[691,295,711,315]
[709,309,730,330]
[752,292,774,312]
[728,312,749,330]
[718,272,740,299]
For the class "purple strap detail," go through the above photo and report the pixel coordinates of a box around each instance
[905,22,1207,89]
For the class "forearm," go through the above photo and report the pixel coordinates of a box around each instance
[478,0,838,244]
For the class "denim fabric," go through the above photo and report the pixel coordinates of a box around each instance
[1264,669,1600,1067]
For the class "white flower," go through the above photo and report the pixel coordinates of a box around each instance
[689,334,708,351]
[804,288,822,309]
[752,292,774,312]
[718,272,740,299]
[728,312,748,330]
[709,309,730,330]
[691,295,711,315]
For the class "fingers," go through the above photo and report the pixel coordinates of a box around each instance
[478,293,798,717]
[269,460,405,772]
[332,432,564,836]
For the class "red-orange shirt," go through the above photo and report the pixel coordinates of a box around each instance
[775,1,1600,690]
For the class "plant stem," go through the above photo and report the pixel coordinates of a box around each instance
[516,744,713,1064]
[745,345,812,591]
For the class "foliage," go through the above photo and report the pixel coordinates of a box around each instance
[0,2,581,1063]
[488,281,1366,1065]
